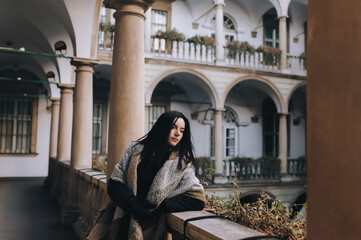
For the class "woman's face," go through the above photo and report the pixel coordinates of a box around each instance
[168,117,185,147]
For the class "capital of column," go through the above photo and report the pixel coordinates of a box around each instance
[71,57,98,70]
[215,108,226,113]
[214,0,225,6]
[104,0,155,12]
[278,112,289,117]
[58,83,75,93]
[50,98,61,103]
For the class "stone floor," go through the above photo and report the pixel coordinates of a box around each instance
[0,177,79,240]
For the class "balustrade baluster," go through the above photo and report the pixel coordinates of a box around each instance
[189,43,192,60]
[176,41,180,59]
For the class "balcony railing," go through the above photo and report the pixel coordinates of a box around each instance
[97,33,307,75]
[195,157,306,183]
[151,38,216,63]
[287,158,306,177]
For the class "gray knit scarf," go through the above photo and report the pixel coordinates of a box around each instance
[87,142,205,240]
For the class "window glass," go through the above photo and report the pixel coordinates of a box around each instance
[92,102,102,154]
[225,128,236,157]
[0,98,32,153]
[148,105,165,130]
[151,10,167,35]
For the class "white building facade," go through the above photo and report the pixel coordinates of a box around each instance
[0,0,307,178]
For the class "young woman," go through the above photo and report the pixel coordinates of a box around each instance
[88,111,205,240]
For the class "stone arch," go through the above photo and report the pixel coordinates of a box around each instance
[223,75,286,113]
[286,81,306,110]
[239,190,277,205]
[146,68,219,108]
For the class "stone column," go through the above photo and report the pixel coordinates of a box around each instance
[57,84,74,162]
[144,7,152,53]
[49,99,60,158]
[47,98,60,195]
[144,103,152,132]
[61,58,97,226]
[308,0,361,238]
[278,113,288,175]
[279,16,287,70]
[70,58,98,169]
[105,0,151,178]
[215,0,225,63]
[214,109,224,176]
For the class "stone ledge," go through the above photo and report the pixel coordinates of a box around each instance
[167,211,267,240]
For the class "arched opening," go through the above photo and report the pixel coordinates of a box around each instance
[288,85,306,158]
[92,65,111,155]
[262,8,290,51]
[150,72,216,157]
[262,97,279,157]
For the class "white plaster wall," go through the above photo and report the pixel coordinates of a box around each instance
[289,117,306,158]
[288,2,308,56]
[170,0,307,57]
[0,98,52,177]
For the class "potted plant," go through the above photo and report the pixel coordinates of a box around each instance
[256,45,282,66]
[226,41,255,58]
[187,35,215,49]
[151,29,185,42]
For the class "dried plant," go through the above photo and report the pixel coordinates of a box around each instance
[187,35,215,49]
[205,180,307,240]
[152,29,185,42]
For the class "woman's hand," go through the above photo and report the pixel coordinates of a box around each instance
[126,197,155,223]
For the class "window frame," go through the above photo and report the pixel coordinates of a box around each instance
[0,97,38,155]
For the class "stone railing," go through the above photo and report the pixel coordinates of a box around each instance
[151,38,216,64]
[98,30,114,51]
[97,35,306,76]
[223,158,281,181]
[48,158,270,240]
[224,49,281,71]
[287,158,306,177]
[287,55,307,75]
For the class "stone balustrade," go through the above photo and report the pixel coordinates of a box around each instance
[97,34,306,76]
[48,158,270,240]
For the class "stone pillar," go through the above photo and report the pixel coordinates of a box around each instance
[49,99,60,158]
[61,58,97,226]
[214,109,224,176]
[144,7,152,53]
[106,0,151,178]
[278,113,288,175]
[215,0,225,63]
[144,103,152,132]
[70,58,98,169]
[57,84,74,162]
[279,16,287,70]
[308,0,361,238]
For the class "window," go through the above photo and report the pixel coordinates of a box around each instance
[263,8,279,48]
[223,107,238,158]
[148,105,165,130]
[210,126,214,157]
[211,14,237,45]
[262,97,279,157]
[225,128,236,157]
[92,102,103,154]
[151,10,167,35]
[0,98,33,154]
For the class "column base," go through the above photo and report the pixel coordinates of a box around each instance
[281,68,291,74]
[215,59,227,67]
[212,173,228,184]
[61,206,80,227]
[280,172,294,182]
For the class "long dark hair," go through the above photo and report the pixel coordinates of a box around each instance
[137,111,195,169]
